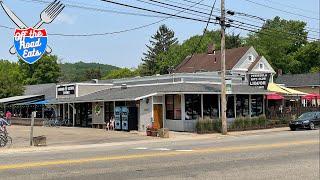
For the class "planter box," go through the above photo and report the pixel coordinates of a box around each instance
[33,136,46,146]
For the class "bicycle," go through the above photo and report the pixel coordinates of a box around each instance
[0,125,12,147]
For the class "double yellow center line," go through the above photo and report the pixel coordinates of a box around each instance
[0,140,318,170]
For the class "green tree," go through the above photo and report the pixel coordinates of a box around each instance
[0,60,24,98]
[85,68,102,80]
[19,54,61,85]
[103,68,138,80]
[60,61,119,82]
[245,16,308,73]
[141,24,178,76]
[288,41,320,73]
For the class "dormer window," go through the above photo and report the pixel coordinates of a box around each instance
[248,55,254,62]
[259,63,264,70]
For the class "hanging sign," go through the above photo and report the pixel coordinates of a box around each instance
[14,28,48,64]
[248,73,271,89]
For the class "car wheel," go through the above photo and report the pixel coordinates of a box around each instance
[309,122,315,130]
[290,127,296,131]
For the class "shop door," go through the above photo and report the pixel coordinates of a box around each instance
[153,104,163,129]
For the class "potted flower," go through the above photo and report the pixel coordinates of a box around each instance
[146,125,152,136]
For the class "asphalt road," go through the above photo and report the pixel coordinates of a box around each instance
[0,129,319,180]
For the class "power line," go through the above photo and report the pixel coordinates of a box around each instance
[187,0,218,62]
[20,0,320,35]
[26,0,207,37]
[179,0,320,32]
[240,0,320,21]
[1,0,318,40]
[18,0,172,18]
[99,0,218,24]
[138,0,319,39]
[135,0,210,19]
[260,0,318,15]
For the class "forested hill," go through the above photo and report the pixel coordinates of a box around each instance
[59,61,119,82]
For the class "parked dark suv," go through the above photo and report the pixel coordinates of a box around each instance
[289,112,320,131]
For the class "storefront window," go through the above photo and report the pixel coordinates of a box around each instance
[203,94,219,119]
[185,94,201,120]
[236,95,249,117]
[227,95,235,118]
[104,102,114,122]
[251,95,263,117]
[165,95,181,120]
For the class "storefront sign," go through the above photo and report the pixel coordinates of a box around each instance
[248,73,271,89]
[57,85,75,95]
[14,28,48,64]
[1,1,64,64]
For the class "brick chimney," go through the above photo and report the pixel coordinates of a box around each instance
[277,69,283,76]
[207,43,216,54]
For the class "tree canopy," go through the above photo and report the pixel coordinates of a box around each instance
[103,68,138,80]
[245,16,310,73]
[19,55,61,85]
[140,24,178,76]
[0,60,24,98]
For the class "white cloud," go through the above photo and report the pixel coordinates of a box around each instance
[54,13,76,25]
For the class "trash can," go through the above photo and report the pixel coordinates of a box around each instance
[158,128,169,138]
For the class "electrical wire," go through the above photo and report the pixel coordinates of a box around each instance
[241,0,319,21]
[173,0,217,72]
[262,0,318,14]
[18,0,172,18]
[179,0,320,32]
[1,0,318,40]
[135,0,319,39]
[48,0,208,37]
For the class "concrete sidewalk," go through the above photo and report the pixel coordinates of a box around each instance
[5,125,151,148]
[1,125,290,154]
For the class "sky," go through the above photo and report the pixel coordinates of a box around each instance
[0,0,319,68]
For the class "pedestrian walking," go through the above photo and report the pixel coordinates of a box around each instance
[5,111,11,125]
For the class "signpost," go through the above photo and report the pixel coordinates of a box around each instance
[30,111,35,146]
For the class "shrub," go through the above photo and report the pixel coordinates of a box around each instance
[251,117,258,128]
[257,115,267,128]
[196,117,221,133]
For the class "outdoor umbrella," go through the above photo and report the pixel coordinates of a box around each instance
[302,93,320,100]
[266,93,284,100]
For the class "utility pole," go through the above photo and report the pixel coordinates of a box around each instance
[220,0,227,135]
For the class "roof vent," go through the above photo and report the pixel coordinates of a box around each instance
[121,84,127,89]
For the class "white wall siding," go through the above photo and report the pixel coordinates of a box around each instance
[165,120,184,131]
[139,97,153,131]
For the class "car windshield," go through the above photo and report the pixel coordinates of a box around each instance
[298,112,315,120]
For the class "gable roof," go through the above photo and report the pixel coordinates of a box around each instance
[174,46,251,73]
[276,73,320,87]
[248,56,262,71]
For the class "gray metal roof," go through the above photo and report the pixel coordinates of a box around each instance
[0,95,44,105]
[49,83,267,104]
[24,83,56,100]
[276,73,320,87]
